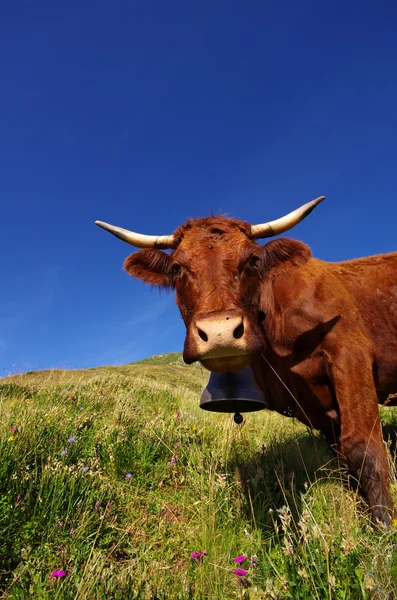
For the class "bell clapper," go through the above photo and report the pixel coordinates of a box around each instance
[234,412,243,424]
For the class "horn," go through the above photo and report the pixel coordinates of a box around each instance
[95,221,176,249]
[250,196,325,239]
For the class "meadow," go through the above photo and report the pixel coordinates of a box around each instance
[0,355,396,599]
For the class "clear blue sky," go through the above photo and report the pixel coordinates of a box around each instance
[1,0,397,375]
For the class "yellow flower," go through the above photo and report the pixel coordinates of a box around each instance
[392,518,397,527]
[192,424,198,431]
[8,435,15,442]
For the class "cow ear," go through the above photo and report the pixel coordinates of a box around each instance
[124,249,173,287]
[260,238,312,269]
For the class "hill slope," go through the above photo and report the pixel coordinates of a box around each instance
[0,358,397,598]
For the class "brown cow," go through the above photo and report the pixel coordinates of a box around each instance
[96,197,396,524]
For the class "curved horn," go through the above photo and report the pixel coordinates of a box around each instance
[95,221,176,249]
[250,196,325,239]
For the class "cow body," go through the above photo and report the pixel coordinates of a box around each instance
[101,214,397,524]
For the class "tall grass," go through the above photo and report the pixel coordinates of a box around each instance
[0,364,396,599]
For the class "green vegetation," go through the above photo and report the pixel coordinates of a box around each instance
[1,357,397,599]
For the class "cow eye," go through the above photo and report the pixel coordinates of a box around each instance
[171,264,182,277]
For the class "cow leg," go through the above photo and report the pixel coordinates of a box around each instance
[331,351,395,525]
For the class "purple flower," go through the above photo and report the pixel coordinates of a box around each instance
[10,426,17,432]
[70,528,76,535]
[80,407,85,411]
[125,473,132,479]
[176,412,181,421]
[51,570,66,577]
[67,437,76,443]
[58,522,63,527]
[191,551,208,565]
[61,450,68,456]
[249,556,259,567]
[234,555,246,564]
[70,395,76,400]
[233,568,248,577]
[95,501,100,510]
[15,493,22,505]
[131,394,135,398]
[82,466,89,472]
[167,454,177,466]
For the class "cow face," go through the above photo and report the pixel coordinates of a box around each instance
[124,218,266,372]
[96,197,323,371]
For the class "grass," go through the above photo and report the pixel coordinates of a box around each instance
[1,358,397,599]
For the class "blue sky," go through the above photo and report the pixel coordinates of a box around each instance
[1,0,397,375]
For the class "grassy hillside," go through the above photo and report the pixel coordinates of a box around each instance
[1,358,397,599]
[133,352,186,366]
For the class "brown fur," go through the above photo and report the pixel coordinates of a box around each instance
[124,216,397,524]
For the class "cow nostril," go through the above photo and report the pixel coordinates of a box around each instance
[233,322,244,339]
[197,328,208,342]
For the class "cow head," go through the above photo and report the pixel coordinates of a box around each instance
[96,197,324,372]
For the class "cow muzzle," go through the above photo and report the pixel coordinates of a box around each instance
[184,311,258,372]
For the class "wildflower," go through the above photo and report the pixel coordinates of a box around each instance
[67,437,76,443]
[191,551,208,564]
[167,454,177,466]
[70,395,76,400]
[248,556,259,567]
[15,493,22,505]
[192,424,198,431]
[10,426,17,432]
[233,568,248,576]
[125,473,132,479]
[8,435,15,442]
[95,501,100,510]
[174,441,181,449]
[70,528,75,535]
[392,518,397,527]
[234,555,246,564]
[176,412,181,420]
[61,450,68,456]
[58,522,63,527]
[51,570,66,577]
[218,474,227,481]
[82,466,89,472]
[80,407,84,411]
[131,394,135,398]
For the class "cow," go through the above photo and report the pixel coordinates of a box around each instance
[96,196,397,525]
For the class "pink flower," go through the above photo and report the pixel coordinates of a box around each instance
[51,570,66,578]
[233,568,248,576]
[191,551,208,564]
[234,555,246,563]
